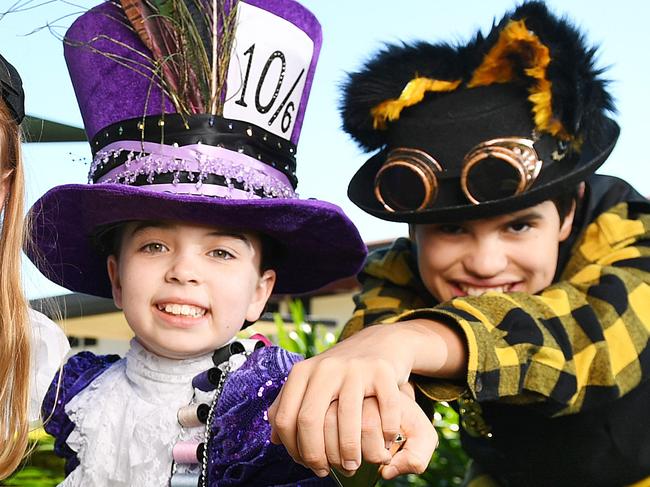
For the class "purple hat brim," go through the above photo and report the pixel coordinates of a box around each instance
[29,185,366,298]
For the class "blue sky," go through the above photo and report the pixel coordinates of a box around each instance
[1,0,649,298]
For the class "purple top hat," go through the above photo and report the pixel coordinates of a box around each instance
[28,0,366,298]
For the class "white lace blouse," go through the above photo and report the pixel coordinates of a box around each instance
[61,339,214,486]
[29,309,70,425]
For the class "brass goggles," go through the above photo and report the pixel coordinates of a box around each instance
[374,137,543,212]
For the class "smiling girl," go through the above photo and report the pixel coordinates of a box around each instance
[29,0,368,485]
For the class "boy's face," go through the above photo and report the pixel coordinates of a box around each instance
[107,221,276,359]
[412,200,575,303]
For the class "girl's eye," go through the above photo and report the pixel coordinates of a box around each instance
[141,242,168,253]
[210,249,234,260]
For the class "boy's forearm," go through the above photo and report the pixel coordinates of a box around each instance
[396,319,468,379]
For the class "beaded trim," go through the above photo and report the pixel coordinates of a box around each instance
[90,142,297,199]
[200,362,230,486]
[89,114,299,187]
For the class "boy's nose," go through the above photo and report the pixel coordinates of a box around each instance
[462,238,508,278]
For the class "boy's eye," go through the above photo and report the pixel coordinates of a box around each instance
[209,249,234,260]
[141,242,168,253]
[508,221,531,233]
[437,224,465,235]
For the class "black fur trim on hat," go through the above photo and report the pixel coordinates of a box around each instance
[340,1,614,154]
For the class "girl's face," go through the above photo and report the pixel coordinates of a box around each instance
[107,221,276,359]
[412,200,575,303]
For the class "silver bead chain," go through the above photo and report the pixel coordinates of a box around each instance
[200,363,231,487]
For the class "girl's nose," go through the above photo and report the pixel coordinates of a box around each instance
[164,253,201,285]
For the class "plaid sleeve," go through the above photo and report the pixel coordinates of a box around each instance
[419,201,650,415]
[340,237,432,340]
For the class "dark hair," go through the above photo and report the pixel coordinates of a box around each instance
[551,185,581,223]
[92,222,279,273]
[258,234,281,272]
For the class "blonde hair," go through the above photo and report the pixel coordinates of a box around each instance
[0,100,31,478]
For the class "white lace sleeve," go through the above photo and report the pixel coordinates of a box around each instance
[28,309,70,425]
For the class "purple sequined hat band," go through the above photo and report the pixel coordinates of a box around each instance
[92,141,295,199]
[89,114,297,199]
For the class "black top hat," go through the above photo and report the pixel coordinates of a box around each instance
[342,2,618,223]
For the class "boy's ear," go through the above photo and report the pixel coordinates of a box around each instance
[106,255,123,309]
[245,269,277,322]
[559,199,577,242]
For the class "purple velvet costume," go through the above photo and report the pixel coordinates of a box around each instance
[43,346,333,486]
[33,2,361,484]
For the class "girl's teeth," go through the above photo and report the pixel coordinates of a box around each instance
[159,303,205,317]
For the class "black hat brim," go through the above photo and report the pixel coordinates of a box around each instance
[348,118,619,224]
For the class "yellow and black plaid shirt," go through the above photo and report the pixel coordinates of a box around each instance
[340,197,650,486]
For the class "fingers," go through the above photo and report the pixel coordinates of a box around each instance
[324,401,358,478]
[268,360,313,460]
[294,359,347,476]
[360,397,392,466]
[268,333,414,479]
[381,434,437,479]
[373,367,402,446]
[335,369,364,472]
[323,401,341,468]
[380,393,438,480]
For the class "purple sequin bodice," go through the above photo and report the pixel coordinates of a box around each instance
[42,346,333,486]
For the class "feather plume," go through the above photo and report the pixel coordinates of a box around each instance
[467,19,569,140]
[371,78,461,130]
[119,0,239,117]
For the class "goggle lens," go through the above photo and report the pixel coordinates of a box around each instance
[464,156,522,203]
[376,164,429,211]
[374,149,440,212]
[373,138,541,212]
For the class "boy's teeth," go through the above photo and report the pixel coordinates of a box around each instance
[460,285,508,296]
[158,303,206,317]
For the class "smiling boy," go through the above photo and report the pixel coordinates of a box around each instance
[269,3,650,485]
[411,199,575,302]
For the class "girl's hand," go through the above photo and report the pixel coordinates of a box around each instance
[268,320,458,477]
[324,382,438,480]
[268,324,412,476]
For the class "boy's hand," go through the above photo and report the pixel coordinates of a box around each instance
[324,383,438,480]
[267,320,459,477]
[268,324,413,477]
